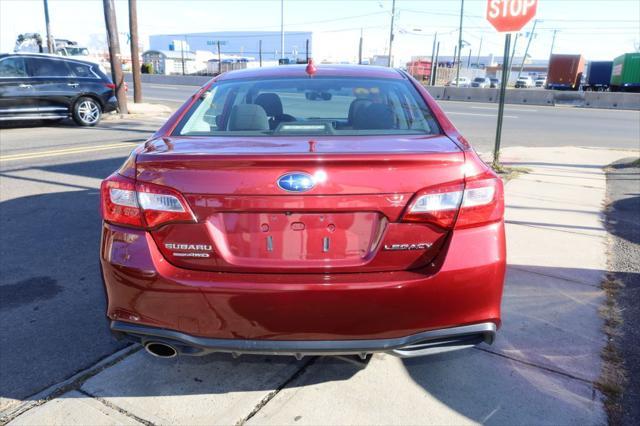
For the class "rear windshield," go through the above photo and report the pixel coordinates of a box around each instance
[473,78,486,82]
[174,77,441,137]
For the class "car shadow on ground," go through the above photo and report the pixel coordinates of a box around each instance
[0,156,130,404]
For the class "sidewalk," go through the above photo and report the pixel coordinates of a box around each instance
[4,146,636,426]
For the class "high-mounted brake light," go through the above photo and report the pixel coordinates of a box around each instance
[403,172,503,229]
[100,174,195,229]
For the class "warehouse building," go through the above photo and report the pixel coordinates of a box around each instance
[149,31,313,63]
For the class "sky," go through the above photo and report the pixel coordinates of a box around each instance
[1,0,639,64]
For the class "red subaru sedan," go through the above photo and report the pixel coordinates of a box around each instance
[100,64,505,359]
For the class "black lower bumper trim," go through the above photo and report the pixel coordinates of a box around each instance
[111,321,496,358]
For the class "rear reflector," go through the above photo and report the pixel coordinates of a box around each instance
[101,174,195,229]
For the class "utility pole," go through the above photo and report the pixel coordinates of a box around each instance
[429,32,437,85]
[432,41,440,85]
[102,0,127,114]
[467,49,472,68]
[475,36,483,68]
[43,0,54,53]
[508,33,520,84]
[517,19,538,80]
[217,40,221,74]
[358,28,363,65]
[387,0,396,67]
[549,29,558,58]
[454,0,464,85]
[180,38,185,75]
[259,40,263,67]
[280,0,285,60]
[128,0,142,103]
[305,39,309,62]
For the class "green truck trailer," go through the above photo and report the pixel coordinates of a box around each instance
[610,53,640,92]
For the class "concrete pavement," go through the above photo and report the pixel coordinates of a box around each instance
[4,145,636,425]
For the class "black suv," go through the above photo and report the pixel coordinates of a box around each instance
[0,53,118,126]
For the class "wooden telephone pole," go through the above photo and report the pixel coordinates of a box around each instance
[103,0,128,114]
[128,0,142,103]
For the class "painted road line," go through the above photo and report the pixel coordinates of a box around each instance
[471,106,538,112]
[446,111,519,118]
[0,142,138,162]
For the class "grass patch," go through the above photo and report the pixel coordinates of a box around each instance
[491,164,530,182]
[630,158,640,167]
[596,272,628,425]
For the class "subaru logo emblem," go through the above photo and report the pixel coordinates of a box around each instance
[277,172,315,192]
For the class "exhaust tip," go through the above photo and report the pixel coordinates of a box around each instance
[144,342,177,358]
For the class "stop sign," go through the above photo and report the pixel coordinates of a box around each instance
[487,0,538,32]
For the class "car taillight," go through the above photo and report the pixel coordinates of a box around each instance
[104,83,116,90]
[403,172,503,229]
[100,174,195,229]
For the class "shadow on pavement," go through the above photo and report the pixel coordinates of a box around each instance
[0,156,129,404]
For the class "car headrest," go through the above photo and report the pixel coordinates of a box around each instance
[348,99,372,124]
[352,103,395,130]
[227,104,269,131]
[254,93,283,117]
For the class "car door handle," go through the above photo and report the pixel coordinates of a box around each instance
[67,83,79,88]
[18,84,32,89]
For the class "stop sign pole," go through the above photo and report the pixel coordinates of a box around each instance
[486,0,538,167]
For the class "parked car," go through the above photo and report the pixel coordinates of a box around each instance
[489,78,500,88]
[0,53,117,125]
[534,77,546,88]
[471,77,491,88]
[514,76,533,88]
[100,64,506,359]
[445,76,470,87]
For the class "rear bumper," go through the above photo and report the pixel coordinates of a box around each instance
[111,320,496,358]
[101,220,505,346]
[104,95,118,113]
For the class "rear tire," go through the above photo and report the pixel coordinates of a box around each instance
[73,97,102,126]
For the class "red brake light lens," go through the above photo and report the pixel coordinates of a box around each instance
[455,176,504,228]
[135,182,196,228]
[403,183,464,228]
[104,83,116,90]
[403,173,503,229]
[100,174,195,229]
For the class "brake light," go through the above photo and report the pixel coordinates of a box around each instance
[403,183,464,228]
[403,173,503,229]
[455,175,504,228]
[104,83,116,90]
[100,174,195,229]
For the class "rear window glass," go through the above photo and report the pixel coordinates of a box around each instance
[68,62,94,78]
[175,77,440,137]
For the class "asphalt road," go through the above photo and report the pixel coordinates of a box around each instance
[134,81,640,152]
[0,86,638,410]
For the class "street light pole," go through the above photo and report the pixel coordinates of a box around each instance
[358,28,363,65]
[549,29,558,58]
[454,0,464,85]
[517,19,539,80]
[280,0,285,60]
[387,0,396,67]
[429,32,437,85]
